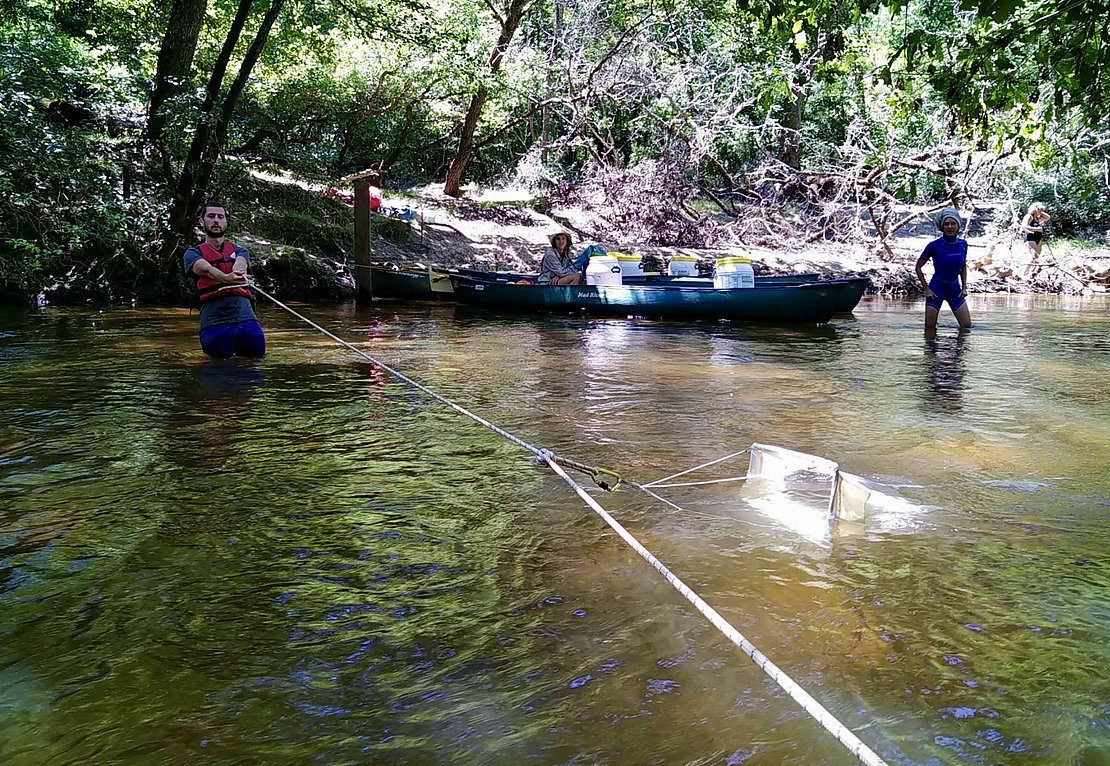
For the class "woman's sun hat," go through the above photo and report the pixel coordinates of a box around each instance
[547,231,574,247]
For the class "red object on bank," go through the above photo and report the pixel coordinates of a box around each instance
[368,185,383,211]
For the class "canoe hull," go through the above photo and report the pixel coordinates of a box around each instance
[366,265,529,301]
[367,266,869,317]
[622,273,866,313]
[449,276,870,324]
[826,275,869,314]
[366,266,448,301]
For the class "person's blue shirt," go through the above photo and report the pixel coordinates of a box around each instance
[918,236,967,284]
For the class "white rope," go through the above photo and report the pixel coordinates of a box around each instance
[249,283,545,459]
[649,474,751,489]
[249,285,890,765]
[544,457,891,766]
[643,448,750,487]
[626,480,687,511]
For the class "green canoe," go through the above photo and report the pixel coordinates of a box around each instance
[362,264,531,301]
[362,265,451,301]
[361,263,859,314]
[620,273,870,314]
[448,274,870,324]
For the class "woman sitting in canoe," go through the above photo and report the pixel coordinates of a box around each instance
[539,231,584,285]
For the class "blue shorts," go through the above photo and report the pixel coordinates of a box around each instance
[199,320,266,358]
[926,279,965,312]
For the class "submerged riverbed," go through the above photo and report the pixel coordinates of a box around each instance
[2,295,1109,765]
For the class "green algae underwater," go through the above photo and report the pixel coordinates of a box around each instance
[2,294,1109,765]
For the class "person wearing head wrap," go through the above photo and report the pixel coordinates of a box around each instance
[915,208,972,333]
[539,231,584,285]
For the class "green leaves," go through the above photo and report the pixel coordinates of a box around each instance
[3,0,1110,301]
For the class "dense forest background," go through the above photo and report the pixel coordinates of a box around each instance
[2,0,1110,303]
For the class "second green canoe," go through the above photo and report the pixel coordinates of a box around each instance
[448,275,870,324]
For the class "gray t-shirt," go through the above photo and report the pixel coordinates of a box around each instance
[538,247,577,284]
[184,244,258,330]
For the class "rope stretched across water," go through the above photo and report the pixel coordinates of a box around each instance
[544,457,890,766]
[248,283,891,766]
[644,448,750,487]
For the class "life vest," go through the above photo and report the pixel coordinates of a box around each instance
[195,240,251,302]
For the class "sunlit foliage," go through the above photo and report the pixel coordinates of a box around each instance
[1,0,1109,301]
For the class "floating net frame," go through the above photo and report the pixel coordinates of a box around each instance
[753,442,916,526]
[648,443,915,534]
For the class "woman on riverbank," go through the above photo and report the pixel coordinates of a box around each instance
[916,208,972,334]
[1021,202,1051,275]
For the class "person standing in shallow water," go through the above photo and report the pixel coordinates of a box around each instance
[183,201,266,358]
[915,208,972,335]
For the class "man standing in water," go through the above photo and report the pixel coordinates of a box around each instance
[183,201,266,358]
[915,207,972,336]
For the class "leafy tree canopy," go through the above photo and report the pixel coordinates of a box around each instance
[3,0,1110,301]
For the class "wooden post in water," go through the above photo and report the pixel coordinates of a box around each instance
[353,178,372,300]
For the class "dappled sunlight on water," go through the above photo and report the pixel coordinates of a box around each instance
[2,295,1109,764]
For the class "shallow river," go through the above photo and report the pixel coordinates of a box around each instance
[2,295,1109,765]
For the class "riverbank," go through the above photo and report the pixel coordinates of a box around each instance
[339,183,1110,297]
[10,170,1110,307]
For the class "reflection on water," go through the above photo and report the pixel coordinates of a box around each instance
[2,296,1110,765]
[194,358,266,401]
[923,330,968,410]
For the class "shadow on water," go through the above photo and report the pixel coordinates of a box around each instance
[190,358,266,403]
[921,329,969,410]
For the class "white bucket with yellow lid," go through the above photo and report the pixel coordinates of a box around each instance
[610,251,644,277]
[586,255,622,286]
[668,255,698,277]
[714,256,755,289]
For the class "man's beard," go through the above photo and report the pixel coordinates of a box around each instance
[203,223,224,238]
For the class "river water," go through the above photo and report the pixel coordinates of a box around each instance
[2,295,1109,765]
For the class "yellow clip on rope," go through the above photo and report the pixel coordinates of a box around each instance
[590,466,623,492]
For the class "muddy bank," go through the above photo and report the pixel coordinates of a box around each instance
[348,186,1110,297]
[9,170,1109,308]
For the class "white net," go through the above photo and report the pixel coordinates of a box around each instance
[831,471,921,523]
[744,444,841,539]
[747,443,839,482]
[740,443,917,536]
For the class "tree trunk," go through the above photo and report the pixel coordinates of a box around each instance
[541,0,564,162]
[163,0,255,251]
[148,0,208,149]
[381,103,416,171]
[780,75,806,170]
[206,0,287,168]
[443,0,533,197]
[160,0,285,264]
[443,90,489,197]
